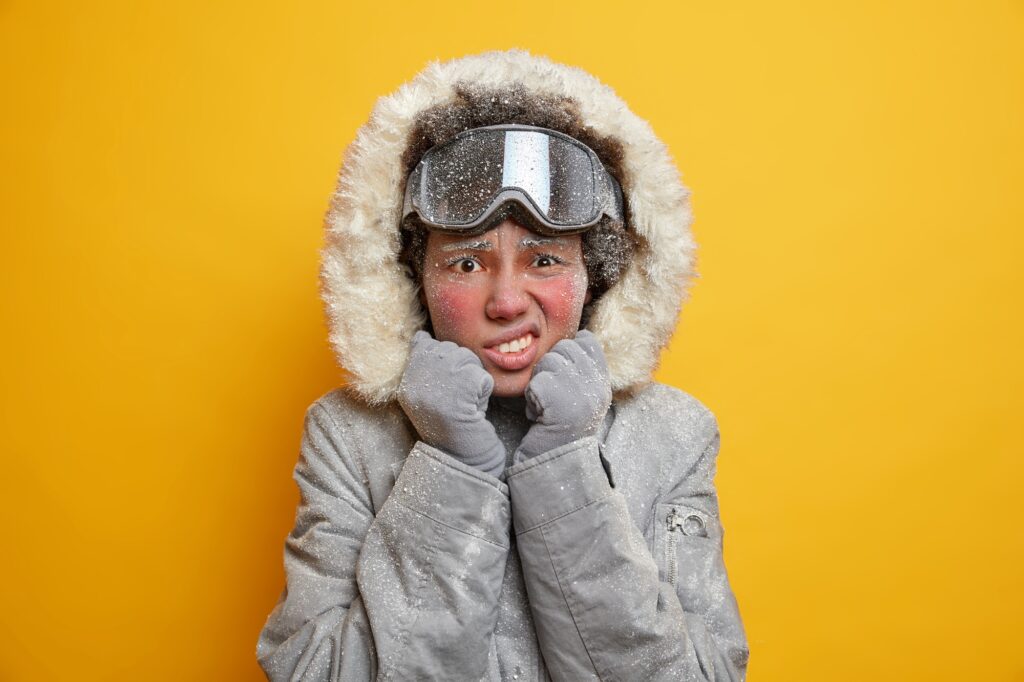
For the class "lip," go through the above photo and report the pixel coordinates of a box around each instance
[482,335,540,372]
[483,323,540,348]
[481,323,542,373]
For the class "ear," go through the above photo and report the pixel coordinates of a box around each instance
[584,288,593,304]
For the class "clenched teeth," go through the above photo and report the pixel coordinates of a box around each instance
[497,334,533,354]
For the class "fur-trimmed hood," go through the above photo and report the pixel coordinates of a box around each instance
[320,50,697,405]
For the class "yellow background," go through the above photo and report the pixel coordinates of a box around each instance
[2,1,1021,680]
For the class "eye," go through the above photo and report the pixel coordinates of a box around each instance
[451,257,481,273]
[532,254,563,268]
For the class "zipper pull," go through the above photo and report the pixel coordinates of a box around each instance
[666,508,683,532]
[667,508,708,536]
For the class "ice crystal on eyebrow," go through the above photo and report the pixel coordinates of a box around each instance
[441,240,493,252]
[519,236,565,249]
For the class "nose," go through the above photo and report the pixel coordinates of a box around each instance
[485,271,530,321]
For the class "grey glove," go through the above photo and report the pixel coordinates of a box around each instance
[516,330,613,461]
[397,330,507,478]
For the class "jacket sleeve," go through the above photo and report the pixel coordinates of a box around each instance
[505,416,748,681]
[257,400,512,681]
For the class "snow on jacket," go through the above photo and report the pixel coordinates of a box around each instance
[257,50,748,680]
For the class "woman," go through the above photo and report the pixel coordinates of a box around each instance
[257,50,748,681]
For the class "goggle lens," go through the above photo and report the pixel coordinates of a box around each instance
[414,128,602,228]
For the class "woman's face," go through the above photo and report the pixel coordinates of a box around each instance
[421,219,591,397]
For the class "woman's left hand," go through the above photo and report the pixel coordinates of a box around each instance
[516,330,612,460]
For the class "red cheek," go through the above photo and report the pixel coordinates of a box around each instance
[531,274,588,328]
[424,281,483,341]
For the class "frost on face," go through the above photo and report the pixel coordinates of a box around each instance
[404,118,635,309]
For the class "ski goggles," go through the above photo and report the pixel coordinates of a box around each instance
[402,124,624,236]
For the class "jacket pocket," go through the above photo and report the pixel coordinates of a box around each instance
[653,502,721,613]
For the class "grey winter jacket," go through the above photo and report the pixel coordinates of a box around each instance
[258,49,748,680]
[256,383,747,680]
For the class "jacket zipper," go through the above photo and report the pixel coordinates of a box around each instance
[666,508,683,587]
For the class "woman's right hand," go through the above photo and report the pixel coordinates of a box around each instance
[397,330,507,478]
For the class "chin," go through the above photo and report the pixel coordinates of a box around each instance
[490,372,530,398]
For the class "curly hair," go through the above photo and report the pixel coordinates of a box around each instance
[399,82,635,326]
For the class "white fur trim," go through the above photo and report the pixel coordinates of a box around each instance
[320,50,695,405]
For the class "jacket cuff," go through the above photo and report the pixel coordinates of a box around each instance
[506,436,612,532]
[390,442,512,548]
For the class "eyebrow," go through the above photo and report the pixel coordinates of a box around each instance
[439,235,571,253]
[520,236,569,249]
[440,240,493,252]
